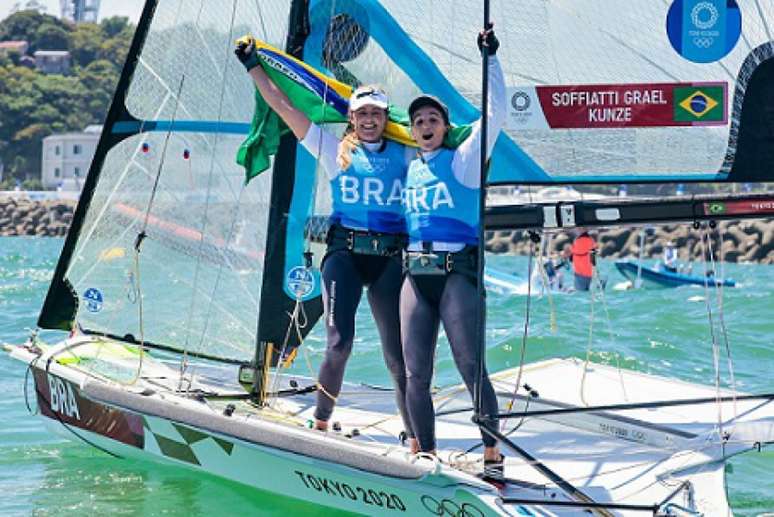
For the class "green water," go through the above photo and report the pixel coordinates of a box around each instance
[1,237,773,516]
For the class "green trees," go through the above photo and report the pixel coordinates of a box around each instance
[0,11,133,186]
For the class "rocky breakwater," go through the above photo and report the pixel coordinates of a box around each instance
[0,197,75,237]
[2,197,772,264]
[485,220,774,264]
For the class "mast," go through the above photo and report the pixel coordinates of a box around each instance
[472,0,490,436]
[251,0,313,404]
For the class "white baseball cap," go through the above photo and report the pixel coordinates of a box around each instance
[349,86,389,111]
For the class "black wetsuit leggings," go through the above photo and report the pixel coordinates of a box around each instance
[400,272,499,452]
[315,250,413,438]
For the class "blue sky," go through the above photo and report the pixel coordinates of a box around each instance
[1,0,144,24]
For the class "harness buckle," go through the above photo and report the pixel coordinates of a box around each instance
[346,231,354,251]
[445,252,454,273]
[372,238,380,253]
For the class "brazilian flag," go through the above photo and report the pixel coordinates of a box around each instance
[237,38,472,184]
[674,86,725,123]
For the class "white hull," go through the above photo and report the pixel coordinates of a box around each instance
[8,336,774,516]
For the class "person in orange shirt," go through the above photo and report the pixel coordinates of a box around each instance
[571,230,597,291]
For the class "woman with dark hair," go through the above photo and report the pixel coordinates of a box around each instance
[400,26,505,478]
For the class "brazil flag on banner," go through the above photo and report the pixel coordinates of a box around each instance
[673,86,725,123]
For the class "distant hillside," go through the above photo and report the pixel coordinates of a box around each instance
[0,10,133,188]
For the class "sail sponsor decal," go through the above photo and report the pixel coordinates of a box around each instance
[506,82,727,129]
[294,470,407,512]
[33,369,144,448]
[286,266,315,298]
[704,199,774,216]
[666,0,742,63]
[82,287,104,313]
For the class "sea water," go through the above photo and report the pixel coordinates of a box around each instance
[1,237,773,516]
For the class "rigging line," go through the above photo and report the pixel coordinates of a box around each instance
[580,260,598,407]
[753,0,773,43]
[699,225,725,447]
[268,296,309,406]
[137,75,187,250]
[499,238,534,432]
[252,0,270,43]
[712,226,738,422]
[180,0,241,390]
[128,248,146,386]
[593,239,629,402]
[496,391,774,419]
[701,225,737,446]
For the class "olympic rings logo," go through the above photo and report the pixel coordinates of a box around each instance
[691,2,719,30]
[693,37,715,48]
[420,495,485,517]
[511,91,531,112]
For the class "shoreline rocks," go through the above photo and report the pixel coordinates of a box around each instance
[485,219,774,264]
[1,197,772,263]
[0,197,75,237]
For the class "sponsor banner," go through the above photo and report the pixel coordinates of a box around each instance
[704,199,774,216]
[506,82,727,130]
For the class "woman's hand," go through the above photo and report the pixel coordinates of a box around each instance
[235,35,260,71]
[477,23,499,56]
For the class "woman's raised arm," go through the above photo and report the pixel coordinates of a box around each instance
[235,36,311,140]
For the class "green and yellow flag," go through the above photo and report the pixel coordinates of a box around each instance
[236,38,471,183]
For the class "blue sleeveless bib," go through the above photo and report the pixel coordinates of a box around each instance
[404,149,479,245]
[329,140,406,234]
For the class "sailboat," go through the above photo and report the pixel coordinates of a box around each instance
[6,0,774,514]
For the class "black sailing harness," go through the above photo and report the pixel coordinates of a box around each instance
[404,242,478,279]
[326,224,406,257]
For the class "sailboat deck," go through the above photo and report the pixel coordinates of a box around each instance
[9,337,774,514]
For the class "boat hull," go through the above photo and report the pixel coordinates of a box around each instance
[615,260,736,288]
[11,336,774,516]
[19,348,540,517]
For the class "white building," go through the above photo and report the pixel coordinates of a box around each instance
[34,50,71,74]
[41,126,101,190]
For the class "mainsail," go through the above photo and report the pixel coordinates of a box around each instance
[37,0,774,365]
[298,0,773,184]
[37,0,318,365]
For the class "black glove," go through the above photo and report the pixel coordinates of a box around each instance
[235,35,260,71]
[477,23,499,56]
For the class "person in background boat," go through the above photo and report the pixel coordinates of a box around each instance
[235,37,417,452]
[400,25,504,480]
[571,229,597,291]
[542,247,571,291]
[661,240,678,273]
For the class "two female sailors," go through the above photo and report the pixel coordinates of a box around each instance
[400,26,506,478]
[235,37,417,452]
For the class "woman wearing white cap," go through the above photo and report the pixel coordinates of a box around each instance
[400,26,505,479]
[236,39,416,451]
